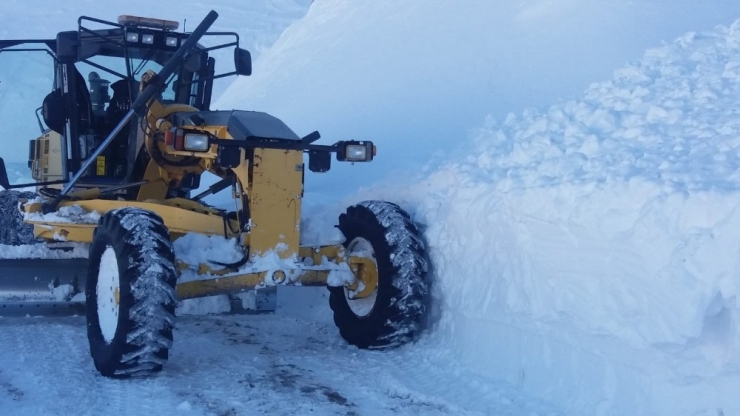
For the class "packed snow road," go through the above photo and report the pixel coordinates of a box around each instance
[0,307,561,416]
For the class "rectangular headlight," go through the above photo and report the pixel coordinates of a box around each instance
[165,36,178,47]
[183,134,209,151]
[142,34,154,44]
[345,145,367,161]
[337,141,374,162]
[126,32,139,42]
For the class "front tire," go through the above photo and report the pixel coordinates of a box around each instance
[86,207,177,378]
[329,201,429,349]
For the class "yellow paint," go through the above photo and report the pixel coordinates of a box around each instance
[24,199,240,242]
[248,148,303,259]
[176,269,329,300]
[136,161,169,201]
[346,256,378,299]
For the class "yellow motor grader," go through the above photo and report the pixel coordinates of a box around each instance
[0,11,428,378]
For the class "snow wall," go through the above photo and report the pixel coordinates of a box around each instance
[352,23,740,416]
[219,1,740,415]
[217,0,740,199]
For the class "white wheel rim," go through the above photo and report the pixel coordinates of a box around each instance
[345,237,378,317]
[97,246,120,343]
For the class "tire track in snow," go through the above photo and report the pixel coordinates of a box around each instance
[0,313,560,415]
[0,317,100,415]
[0,317,183,415]
[0,370,24,401]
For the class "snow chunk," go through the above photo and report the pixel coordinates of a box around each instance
[49,283,74,301]
[24,205,101,224]
[326,261,354,287]
[173,233,244,270]
[177,295,231,315]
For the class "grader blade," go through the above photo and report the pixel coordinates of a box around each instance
[0,258,88,315]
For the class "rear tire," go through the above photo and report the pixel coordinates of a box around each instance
[329,201,429,349]
[0,190,37,245]
[86,207,177,378]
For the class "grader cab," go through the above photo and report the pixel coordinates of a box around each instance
[0,11,428,378]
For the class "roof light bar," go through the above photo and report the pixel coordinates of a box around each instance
[117,15,179,31]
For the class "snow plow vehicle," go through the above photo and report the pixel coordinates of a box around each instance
[0,11,428,378]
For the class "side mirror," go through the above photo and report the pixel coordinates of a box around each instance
[234,48,252,76]
[0,157,11,190]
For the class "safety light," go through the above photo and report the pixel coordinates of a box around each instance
[183,134,210,151]
[125,32,139,43]
[118,15,179,31]
[142,34,154,44]
[165,36,178,47]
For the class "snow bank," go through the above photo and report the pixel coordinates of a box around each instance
[216,0,740,198]
[348,21,740,416]
[411,180,739,415]
[215,1,740,412]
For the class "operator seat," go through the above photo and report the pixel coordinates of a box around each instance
[106,78,133,127]
[41,68,94,139]
[42,88,65,135]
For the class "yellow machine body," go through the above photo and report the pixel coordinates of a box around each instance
[21,94,378,301]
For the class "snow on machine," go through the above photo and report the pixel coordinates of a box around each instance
[0,11,429,378]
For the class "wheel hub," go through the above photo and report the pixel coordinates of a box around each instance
[96,246,120,343]
[344,237,378,317]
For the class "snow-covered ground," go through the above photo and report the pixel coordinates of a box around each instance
[0,305,563,416]
[2,0,740,415]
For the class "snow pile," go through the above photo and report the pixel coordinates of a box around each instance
[176,294,232,316]
[24,205,101,224]
[347,21,740,416]
[217,0,740,198]
[465,29,740,192]
[214,1,740,412]
[173,233,244,270]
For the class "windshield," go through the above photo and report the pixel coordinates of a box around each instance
[0,46,56,163]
